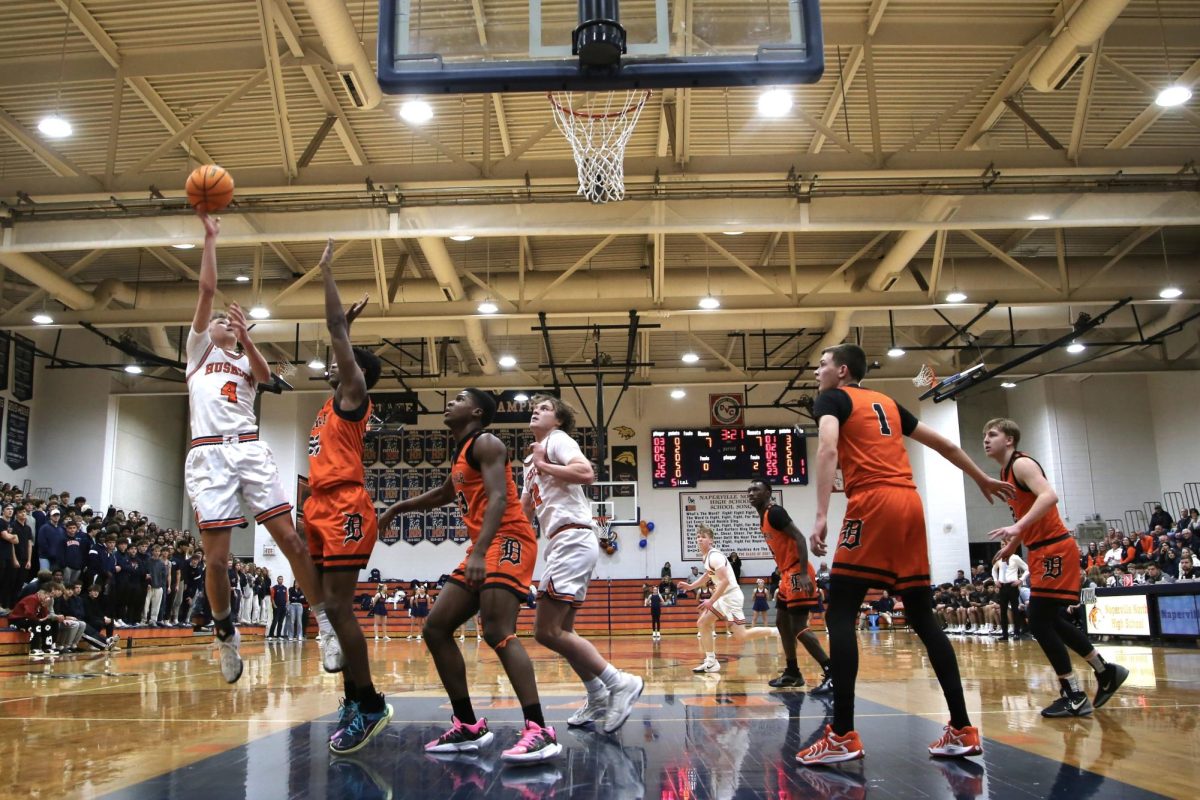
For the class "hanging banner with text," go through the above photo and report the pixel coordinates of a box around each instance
[0,331,9,394]
[4,400,29,470]
[679,490,781,561]
[12,335,35,402]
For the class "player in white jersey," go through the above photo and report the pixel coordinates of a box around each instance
[185,213,341,683]
[679,526,779,673]
[522,395,643,733]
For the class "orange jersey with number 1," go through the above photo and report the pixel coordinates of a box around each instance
[835,386,916,495]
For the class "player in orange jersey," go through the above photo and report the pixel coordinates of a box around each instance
[304,239,390,755]
[796,344,1013,766]
[184,213,339,685]
[983,418,1127,718]
[380,389,560,764]
[747,480,832,693]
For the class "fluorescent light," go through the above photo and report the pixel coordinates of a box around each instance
[124,364,144,375]
[399,99,434,124]
[37,115,72,138]
[32,313,53,325]
[513,393,529,403]
[307,358,326,371]
[248,306,270,319]
[681,352,700,364]
[698,295,720,310]
[946,291,968,303]
[757,88,793,118]
[1026,213,1051,221]
[721,231,744,236]
[235,275,250,283]
[172,243,196,250]
[887,347,905,357]
[1066,341,1085,354]
[449,234,475,242]
[670,389,686,399]
[497,355,517,368]
[1000,381,1017,389]
[1156,85,1192,108]
[477,300,499,315]
[1160,286,1183,299]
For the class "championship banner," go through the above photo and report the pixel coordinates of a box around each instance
[679,490,781,561]
[364,469,380,498]
[362,434,380,466]
[427,468,449,494]
[402,469,426,499]
[379,471,401,504]
[447,503,467,545]
[424,429,450,465]
[611,445,638,483]
[379,434,402,467]
[4,400,30,470]
[709,392,744,426]
[403,429,425,466]
[378,508,401,546]
[426,510,448,545]
[402,512,424,546]
[496,428,516,461]
[0,331,9,394]
[12,335,35,402]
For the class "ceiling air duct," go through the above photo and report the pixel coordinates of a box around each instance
[304,0,383,109]
[1029,0,1131,92]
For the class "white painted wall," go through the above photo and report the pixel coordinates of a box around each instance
[111,395,188,529]
[1147,372,1200,508]
[955,388,1013,542]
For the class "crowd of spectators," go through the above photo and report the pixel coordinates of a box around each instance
[0,483,294,655]
[1084,509,1199,585]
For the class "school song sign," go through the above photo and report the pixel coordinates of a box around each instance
[679,490,780,561]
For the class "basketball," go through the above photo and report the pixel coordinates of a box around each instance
[185,164,234,213]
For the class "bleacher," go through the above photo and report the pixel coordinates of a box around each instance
[0,611,269,656]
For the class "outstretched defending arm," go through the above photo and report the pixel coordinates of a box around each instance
[378,475,455,531]
[318,239,370,412]
[908,423,1013,505]
[191,214,219,334]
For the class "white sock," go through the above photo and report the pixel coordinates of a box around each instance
[598,664,623,690]
[705,652,716,661]
[584,677,606,698]
[312,605,333,633]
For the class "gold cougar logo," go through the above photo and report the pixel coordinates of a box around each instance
[615,450,637,467]
[613,425,635,440]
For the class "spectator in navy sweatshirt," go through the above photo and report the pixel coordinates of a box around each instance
[87,536,118,611]
[36,509,65,573]
[62,521,85,586]
[82,583,116,648]
[268,575,289,639]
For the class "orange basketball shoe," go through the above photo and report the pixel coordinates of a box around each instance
[927,723,983,757]
[796,725,865,765]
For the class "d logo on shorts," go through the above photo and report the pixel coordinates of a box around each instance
[838,519,864,551]
[499,537,523,566]
[789,573,804,591]
[1042,556,1063,579]
[342,512,364,545]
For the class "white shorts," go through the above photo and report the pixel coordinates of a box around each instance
[538,524,600,608]
[185,437,292,530]
[709,589,747,624]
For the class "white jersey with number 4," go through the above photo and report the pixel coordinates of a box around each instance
[704,548,741,602]
[185,328,258,439]
[522,429,593,537]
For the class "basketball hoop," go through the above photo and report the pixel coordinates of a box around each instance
[912,362,938,388]
[548,90,650,204]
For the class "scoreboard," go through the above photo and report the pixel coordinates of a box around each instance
[651,427,807,488]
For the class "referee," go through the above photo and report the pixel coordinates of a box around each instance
[992,550,1028,640]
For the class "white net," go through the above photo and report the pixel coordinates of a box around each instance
[912,363,937,388]
[549,90,650,204]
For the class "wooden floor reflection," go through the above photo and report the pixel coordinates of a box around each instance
[1,630,1195,798]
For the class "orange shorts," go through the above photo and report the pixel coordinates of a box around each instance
[1027,534,1081,602]
[450,522,538,600]
[777,563,819,610]
[303,483,377,572]
[831,486,929,592]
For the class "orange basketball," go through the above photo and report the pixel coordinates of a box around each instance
[185,164,235,214]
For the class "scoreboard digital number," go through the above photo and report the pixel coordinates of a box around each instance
[651,427,808,488]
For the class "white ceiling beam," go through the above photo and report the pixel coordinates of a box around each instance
[1071,225,1160,292]
[531,235,618,302]
[1068,44,1101,161]
[697,234,792,300]
[961,230,1061,294]
[370,239,390,313]
[1102,55,1200,149]
[50,0,213,165]
[956,45,1044,150]
[809,46,863,154]
[0,108,92,179]
[927,230,947,301]
[257,0,298,178]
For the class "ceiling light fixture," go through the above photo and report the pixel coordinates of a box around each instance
[172,243,196,250]
[757,88,793,117]
[399,99,434,124]
[1026,213,1051,221]
[498,355,517,368]
[698,295,720,310]
[235,274,250,283]
[721,231,744,236]
[513,393,529,403]
[477,300,499,315]
[32,312,53,325]
[307,357,326,371]
[1156,85,1192,107]
[124,364,144,375]
[887,347,905,357]
[1066,341,1086,354]
[1160,286,1183,299]
[946,291,968,303]
[1158,230,1181,300]
[449,234,475,242]
[248,306,270,319]
[670,389,686,399]
[39,0,75,139]
[38,115,72,139]
[1001,381,1017,389]
[681,352,700,364]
